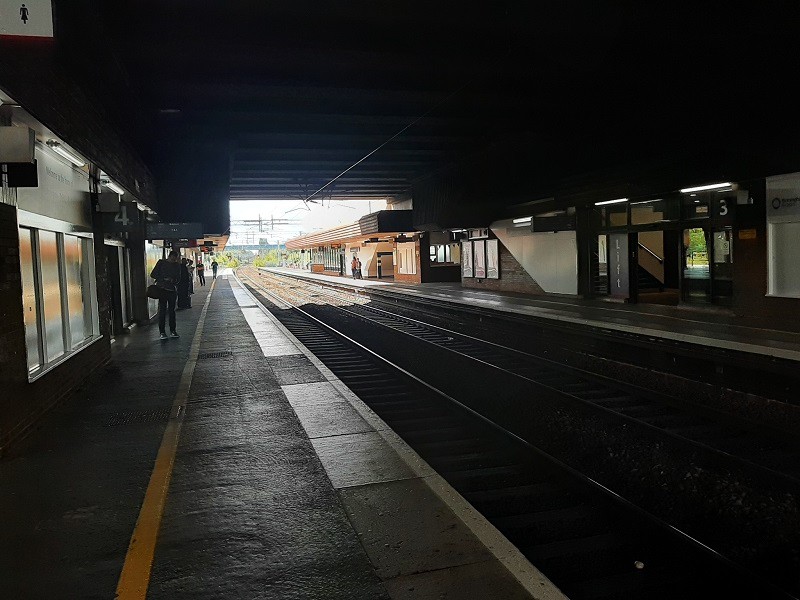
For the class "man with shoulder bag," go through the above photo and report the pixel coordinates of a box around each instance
[149,250,183,340]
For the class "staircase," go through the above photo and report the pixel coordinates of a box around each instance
[637,265,664,292]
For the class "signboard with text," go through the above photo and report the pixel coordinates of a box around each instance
[608,233,629,299]
[0,0,53,38]
[146,221,204,240]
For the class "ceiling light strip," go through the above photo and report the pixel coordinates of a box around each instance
[102,180,126,195]
[679,182,731,193]
[46,140,86,167]
[594,198,628,206]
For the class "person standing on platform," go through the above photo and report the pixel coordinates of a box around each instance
[196,260,206,286]
[186,259,195,294]
[177,258,192,310]
[211,259,219,279]
[355,257,363,279]
[150,250,182,340]
[351,256,358,279]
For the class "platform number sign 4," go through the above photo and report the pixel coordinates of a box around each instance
[115,203,131,227]
[102,201,138,233]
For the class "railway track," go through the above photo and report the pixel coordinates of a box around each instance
[244,268,800,485]
[237,268,799,600]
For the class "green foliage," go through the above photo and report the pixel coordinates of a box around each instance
[688,229,707,253]
[686,228,709,265]
[214,251,245,268]
[253,248,284,268]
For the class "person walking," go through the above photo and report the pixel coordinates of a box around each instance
[211,259,219,279]
[150,250,183,339]
[196,261,206,286]
[177,258,192,309]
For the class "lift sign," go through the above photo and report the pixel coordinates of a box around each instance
[609,234,629,299]
[0,0,53,38]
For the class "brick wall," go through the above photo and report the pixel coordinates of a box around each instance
[462,239,546,295]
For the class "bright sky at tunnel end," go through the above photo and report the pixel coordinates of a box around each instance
[228,199,387,246]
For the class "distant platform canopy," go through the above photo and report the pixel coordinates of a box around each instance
[285,210,414,249]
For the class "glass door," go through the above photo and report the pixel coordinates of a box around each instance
[711,228,733,305]
[682,228,711,303]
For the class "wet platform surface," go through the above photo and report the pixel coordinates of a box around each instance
[0,273,561,599]
[267,268,800,363]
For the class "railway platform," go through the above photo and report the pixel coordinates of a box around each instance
[265,268,800,364]
[0,273,560,599]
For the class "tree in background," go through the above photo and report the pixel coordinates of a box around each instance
[213,251,247,268]
[252,248,284,268]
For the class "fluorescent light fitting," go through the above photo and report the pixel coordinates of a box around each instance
[679,182,731,193]
[594,198,628,206]
[102,179,125,195]
[512,216,532,224]
[46,140,86,167]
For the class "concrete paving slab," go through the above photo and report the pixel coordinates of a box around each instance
[383,559,537,600]
[290,398,374,438]
[282,381,344,407]
[311,431,416,488]
[240,307,303,358]
[271,357,327,385]
[148,278,388,600]
[339,477,494,579]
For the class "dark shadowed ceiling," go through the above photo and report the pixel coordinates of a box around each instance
[87,2,800,232]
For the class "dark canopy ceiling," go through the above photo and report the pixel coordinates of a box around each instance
[89,2,799,232]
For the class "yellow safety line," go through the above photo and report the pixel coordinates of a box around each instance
[115,280,216,599]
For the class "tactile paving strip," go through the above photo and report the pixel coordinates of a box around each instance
[104,408,173,427]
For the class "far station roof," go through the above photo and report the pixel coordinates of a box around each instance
[285,210,413,250]
[201,234,230,253]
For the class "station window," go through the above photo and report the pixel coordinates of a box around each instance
[598,202,629,228]
[18,226,99,379]
[397,241,417,275]
[630,197,679,225]
[429,242,460,264]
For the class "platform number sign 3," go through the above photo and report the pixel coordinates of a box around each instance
[718,199,728,216]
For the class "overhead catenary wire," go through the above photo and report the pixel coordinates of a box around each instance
[301,78,475,205]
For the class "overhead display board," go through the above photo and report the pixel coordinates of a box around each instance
[146,222,204,240]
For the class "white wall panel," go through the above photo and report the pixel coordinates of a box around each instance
[17,145,91,228]
[491,219,578,295]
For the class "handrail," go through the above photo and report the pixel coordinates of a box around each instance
[638,242,663,264]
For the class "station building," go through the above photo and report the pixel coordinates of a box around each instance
[285,209,461,283]
[410,151,800,332]
[0,88,224,454]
